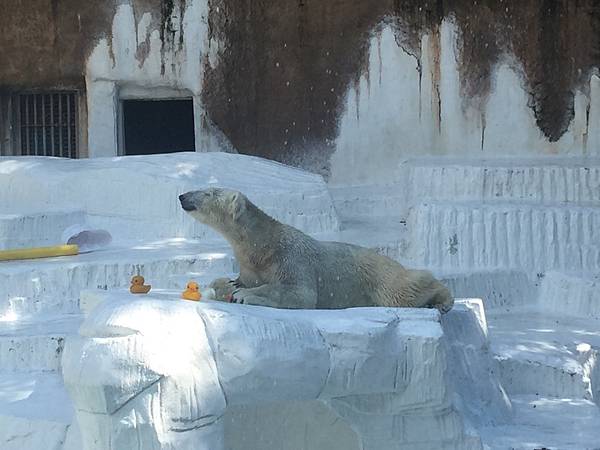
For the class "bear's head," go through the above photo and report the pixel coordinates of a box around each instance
[179,188,248,231]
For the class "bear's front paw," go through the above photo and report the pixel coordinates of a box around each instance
[231,288,249,304]
[210,277,238,302]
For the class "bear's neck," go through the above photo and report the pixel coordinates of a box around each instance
[218,203,281,261]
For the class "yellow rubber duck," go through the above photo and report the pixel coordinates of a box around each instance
[130,275,151,294]
[182,281,202,301]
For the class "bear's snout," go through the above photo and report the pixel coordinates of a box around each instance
[179,193,196,212]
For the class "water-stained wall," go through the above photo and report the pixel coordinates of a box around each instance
[1,1,599,182]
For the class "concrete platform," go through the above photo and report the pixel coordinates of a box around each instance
[480,395,600,450]
[0,240,236,318]
[440,270,538,310]
[406,201,600,272]
[399,157,600,206]
[0,210,86,250]
[539,271,600,319]
[0,372,74,450]
[329,185,407,219]
[63,297,481,450]
[487,308,600,402]
[0,153,340,241]
[0,315,82,372]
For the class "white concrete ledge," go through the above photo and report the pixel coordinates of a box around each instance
[0,153,340,241]
[0,210,85,250]
[406,202,600,272]
[62,295,481,450]
[400,158,600,206]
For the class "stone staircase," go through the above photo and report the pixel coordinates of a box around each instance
[399,157,600,206]
[330,157,600,449]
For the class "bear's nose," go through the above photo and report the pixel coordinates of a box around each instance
[179,193,196,211]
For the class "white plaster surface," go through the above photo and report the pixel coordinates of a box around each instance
[62,295,481,450]
[329,185,407,219]
[405,201,600,272]
[0,153,339,242]
[440,271,538,310]
[400,157,600,207]
[480,395,600,450]
[0,314,81,372]
[86,80,119,158]
[488,308,600,403]
[539,271,600,319]
[85,1,228,156]
[0,240,235,318]
[330,21,600,185]
[0,372,73,450]
[0,210,86,250]
[441,300,512,428]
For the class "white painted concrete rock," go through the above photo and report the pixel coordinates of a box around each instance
[441,300,512,428]
[0,152,339,242]
[406,201,600,272]
[62,295,482,450]
[400,157,600,206]
[0,210,85,250]
[539,271,600,319]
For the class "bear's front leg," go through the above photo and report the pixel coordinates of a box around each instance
[232,283,317,309]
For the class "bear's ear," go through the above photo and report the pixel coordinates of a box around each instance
[228,191,246,221]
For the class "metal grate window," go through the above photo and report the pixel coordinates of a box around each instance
[17,92,78,158]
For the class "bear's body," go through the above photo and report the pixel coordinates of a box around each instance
[179,188,453,312]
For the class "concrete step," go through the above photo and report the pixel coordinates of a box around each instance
[440,270,539,310]
[440,300,512,428]
[405,202,600,272]
[0,210,86,250]
[400,157,600,206]
[0,371,75,450]
[539,271,600,319]
[0,153,340,241]
[0,240,236,318]
[329,185,407,220]
[0,315,82,372]
[331,158,600,223]
[487,308,600,403]
[480,395,600,450]
[316,216,409,261]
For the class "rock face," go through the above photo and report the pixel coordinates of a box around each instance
[62,294,482,450]
[0,152,339,242]
[441,299,512,428]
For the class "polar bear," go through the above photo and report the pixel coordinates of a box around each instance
[179,188,453,312]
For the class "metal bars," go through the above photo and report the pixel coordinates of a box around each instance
[17,91,78,158]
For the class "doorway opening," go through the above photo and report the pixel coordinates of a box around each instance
[121,98,195,155]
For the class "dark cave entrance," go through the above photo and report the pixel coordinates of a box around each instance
[122,98,195,155]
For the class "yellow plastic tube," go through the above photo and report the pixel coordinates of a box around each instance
[0,244,79,261]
